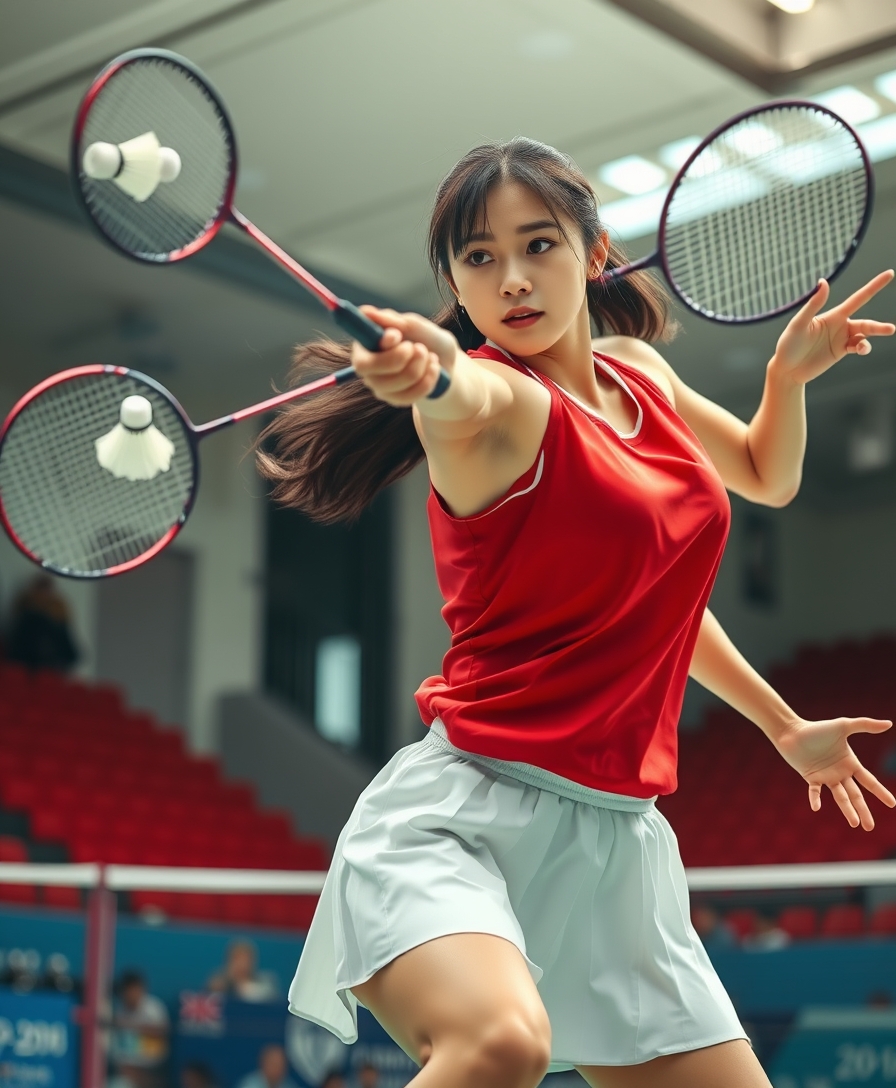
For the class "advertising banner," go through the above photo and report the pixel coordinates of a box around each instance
[0,991,77,1088]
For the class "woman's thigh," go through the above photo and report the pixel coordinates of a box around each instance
[577,1040,770,1088]
[351,932,551,1068]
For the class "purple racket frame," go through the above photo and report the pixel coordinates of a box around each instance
[599,99,875,324]
[0,363,350,578]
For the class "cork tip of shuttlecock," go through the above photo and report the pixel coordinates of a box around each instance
[120,395,153,431]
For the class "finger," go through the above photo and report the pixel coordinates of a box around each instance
[354,341,416,379]
[796,277,830,322]
[846,717,893,736]
[369,343,431,394]
[847,320,896,336]
[844,777,875,831]
[830,781,860,828]
[808,782,822,812]
[832,269,895,317]
[854,765,896,808]
[846,335,871,355]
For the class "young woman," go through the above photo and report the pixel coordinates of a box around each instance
[262,138,896,1088]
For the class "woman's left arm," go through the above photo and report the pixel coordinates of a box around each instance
[691,608,896,829]
[598,270,895,506]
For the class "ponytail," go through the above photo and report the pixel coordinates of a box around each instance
[588,240,677,343]
[258,137,676,524]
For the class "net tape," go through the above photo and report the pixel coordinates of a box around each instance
[77,56,233,260]
[0,372,195,575]
[664,106,868,321]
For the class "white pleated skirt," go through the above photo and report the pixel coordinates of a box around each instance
[288,721,746,1069]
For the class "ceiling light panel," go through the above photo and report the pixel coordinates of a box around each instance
[875,69,896,105]
[598,155,667,195]
[813,85,881,126]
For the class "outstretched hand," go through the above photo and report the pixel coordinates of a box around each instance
[772,270,895,386]
[775,716,896,829]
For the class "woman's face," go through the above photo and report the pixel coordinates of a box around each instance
[447,181,602,357]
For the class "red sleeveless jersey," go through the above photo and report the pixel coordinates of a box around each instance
[415,343,731,797]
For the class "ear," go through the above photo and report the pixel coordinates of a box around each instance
[587,229,610,281]
[442,273,460,301]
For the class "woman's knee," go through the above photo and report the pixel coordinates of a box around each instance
[454,1009,552,1088]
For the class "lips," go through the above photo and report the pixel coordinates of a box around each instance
[502,307,543,327]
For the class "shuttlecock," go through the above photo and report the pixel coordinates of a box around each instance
[95,395,175,481]
[82,131,182,202]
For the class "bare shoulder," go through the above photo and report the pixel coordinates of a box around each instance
[591,335,677,409]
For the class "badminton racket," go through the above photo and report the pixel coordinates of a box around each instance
[70,47,449,396]
[0,363,397,579]
[600,100,873,323]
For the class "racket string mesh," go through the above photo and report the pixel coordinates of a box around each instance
[77,57,233,260]
[664,106,869,321]
[0,373,194,575]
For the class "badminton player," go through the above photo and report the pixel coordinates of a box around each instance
[263,138,896,1088]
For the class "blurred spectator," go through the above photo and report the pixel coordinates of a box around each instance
[867,989,893,1008]
[691,905,737,950]
[43,952,76,994]
[320,1074,346,1088]
[180,1061,219,1088]
[349,1065,377,1088]
[744,912,791,952]
[109,969,170,1088]
[5,575,79,672]
[236,1045,298,1088]
[207,940,278,1002]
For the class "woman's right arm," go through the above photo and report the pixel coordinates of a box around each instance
[350,305,514,435]
[350,307,546,516]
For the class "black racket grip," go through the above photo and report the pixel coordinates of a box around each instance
[333,299,450,400]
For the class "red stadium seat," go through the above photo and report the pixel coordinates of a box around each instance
[42,885,83,910]
[869,903,896,936]
[724,909,756,940]
[777,906,818,939]
[0,882,38,904]
[220,894,262,925]
[0,835,28,862]
[821,904,865,937]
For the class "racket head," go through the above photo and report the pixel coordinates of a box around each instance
[0,366,198,578]
[71,48,237,264]
[657,101,873,324]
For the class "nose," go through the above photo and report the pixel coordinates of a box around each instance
[499,259,532,298]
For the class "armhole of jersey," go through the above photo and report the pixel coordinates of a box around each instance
[596,352,675,410]
[430,345,558,523]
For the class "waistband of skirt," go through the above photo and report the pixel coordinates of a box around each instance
[426,719,657,812]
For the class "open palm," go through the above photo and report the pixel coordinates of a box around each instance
[775,716,896,830]
[773,270,895,386]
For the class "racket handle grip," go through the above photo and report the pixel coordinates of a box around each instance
[333,299,451,400]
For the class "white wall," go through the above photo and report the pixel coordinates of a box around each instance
[174,422,265,752]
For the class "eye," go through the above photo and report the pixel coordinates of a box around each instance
[465,250,493,266]
[528,238,555,255]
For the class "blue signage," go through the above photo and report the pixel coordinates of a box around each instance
[0,991,77,1088]
[770,1007,896,1087]
[175,997,416,1088]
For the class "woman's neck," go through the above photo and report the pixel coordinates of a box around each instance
[516,303,603,409]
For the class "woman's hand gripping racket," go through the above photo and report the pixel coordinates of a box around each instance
[71,47,449,398]
[0,363,394,579]
[601,101,874,324]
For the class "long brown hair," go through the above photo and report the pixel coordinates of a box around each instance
[257,137,675,522]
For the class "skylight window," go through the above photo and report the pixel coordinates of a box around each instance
[723,121,782,157]
[813,86,881,125]
[598,155,667,195]
[875,69,896,105]
[658,137,702,171]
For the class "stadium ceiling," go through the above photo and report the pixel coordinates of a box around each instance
[606,0,896,92]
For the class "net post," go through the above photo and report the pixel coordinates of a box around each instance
[81,866,117,1088]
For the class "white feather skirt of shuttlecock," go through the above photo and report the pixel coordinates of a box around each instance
[95,423,175,481]
[114,131,162,202]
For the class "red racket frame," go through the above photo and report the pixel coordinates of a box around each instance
[71,48,449,387]
[0,361,358,578]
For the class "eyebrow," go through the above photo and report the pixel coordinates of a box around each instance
[465,219,560,244]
